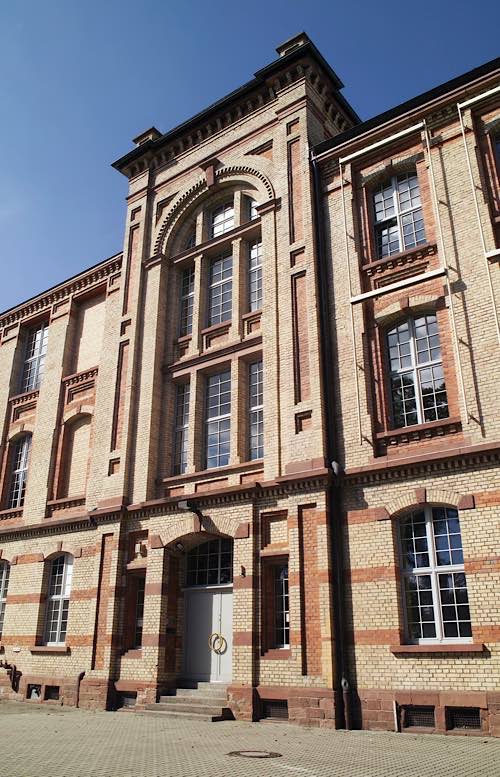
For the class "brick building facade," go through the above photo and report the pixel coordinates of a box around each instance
[0,34,499,736]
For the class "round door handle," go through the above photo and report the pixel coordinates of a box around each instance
[208,631,227,655]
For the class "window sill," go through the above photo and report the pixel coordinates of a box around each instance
[30,645,70,654]
[390,643,484,654]
[376,417,462,450]
[200,321,232,336]
[0,507,23,520]
[121,648,142,659]
[262,649,291,660]
[363,242,437,276]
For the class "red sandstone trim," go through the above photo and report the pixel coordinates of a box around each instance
[390,643,485,654]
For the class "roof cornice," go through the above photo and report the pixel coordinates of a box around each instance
[111,36,360,178]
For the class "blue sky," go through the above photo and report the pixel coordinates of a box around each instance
[1,0,498,312]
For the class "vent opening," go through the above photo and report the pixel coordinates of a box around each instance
[447,707,481,730]
[402,705,435,728]
[44,685,60,701]
[261,699,288,720]
[118,691,137,708]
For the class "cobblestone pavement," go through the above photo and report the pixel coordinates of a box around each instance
[1,701,499,777]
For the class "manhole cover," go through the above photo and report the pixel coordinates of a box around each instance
[228,750,283,759]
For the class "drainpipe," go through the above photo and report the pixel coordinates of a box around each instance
[310,152,351,729]
[76,671,86,708]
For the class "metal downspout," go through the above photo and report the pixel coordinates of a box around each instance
[311,153,351,728]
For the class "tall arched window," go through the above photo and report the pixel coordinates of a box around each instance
[0,562,10,638]
[387,314,449,428]
[8,434,31,509]
[399,506,472,643]
[44,554,73,645]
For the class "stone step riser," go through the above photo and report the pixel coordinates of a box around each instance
[137,710,223,723]
[160,693,228,703]
[147,703,229,716]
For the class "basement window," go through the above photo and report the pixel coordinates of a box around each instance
[27,684,42,701]
[402,705,435,729]
[118,692,137,709]
[44,686,60,701]
[447,707,481,730]
[261,700,288,720]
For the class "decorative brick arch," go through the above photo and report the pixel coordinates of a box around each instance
[149,512,249,549]
[387,487,461,520]
[7,423,34,442]
[62,406,94,425]
[374,293,443,327]
[153,163,275,257]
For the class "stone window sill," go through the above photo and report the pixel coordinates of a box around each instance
[377,417,462,450]
[30,645,70,654]
[390,643,484,654]
[363,242,437,275]
[261,649,291,660]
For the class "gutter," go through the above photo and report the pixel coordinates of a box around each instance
[310,155,351,728]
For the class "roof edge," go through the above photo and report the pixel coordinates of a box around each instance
[313,55,500,158]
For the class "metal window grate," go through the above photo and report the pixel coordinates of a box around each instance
[447,707,481,730]
[261,700,288,720]
[44,685,60,701]
[403,705,435,728]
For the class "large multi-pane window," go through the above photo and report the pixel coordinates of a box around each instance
[133,576,145,648]
[399,506,472,643]
[173,382,190,475]
[208,255,233,325]
[179,266,195,336]
[0,562,10,637]
[248,241,263,311]
[387,314,449,429]
[186,538,233,587]
[21,322,49,393]
[274,564,290,648]
[8,434,31,509]
[210,201,234,238]
[373,172,426,258]
[206,371,231,469]
[44,555,73,645]
[249,360,263,460]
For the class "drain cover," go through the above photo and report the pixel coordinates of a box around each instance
[228,750,282,759]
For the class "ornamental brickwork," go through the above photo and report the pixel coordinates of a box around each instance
[0,33,499,736]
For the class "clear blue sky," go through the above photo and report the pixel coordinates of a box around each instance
[1,0,498,312]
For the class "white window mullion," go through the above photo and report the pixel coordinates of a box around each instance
[425,506,444,641]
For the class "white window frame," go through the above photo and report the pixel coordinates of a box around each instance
[179,266,195,337]
[133,576,145,649]
[398,506,472,645]
[210,201,234,238]
[373,172,426,258]
[0,562,10,637]
[44,555,73,646]
[8,435,31,509]
[387,315,449,429]
[173,382,190,475]
[274,564,290,648]
[205,370,231,469]
[208,254,233,326]
[248,241,263,312]
[21,322,49,393]
[248,197,259,221]
[249,360,263,460]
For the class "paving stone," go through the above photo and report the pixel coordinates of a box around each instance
[1,701,499,777]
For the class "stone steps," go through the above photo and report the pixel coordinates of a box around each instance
[142,681,233,723]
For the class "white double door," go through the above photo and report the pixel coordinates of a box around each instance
[183,585,233,683]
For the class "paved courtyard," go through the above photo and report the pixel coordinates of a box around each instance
[1,701,499,777]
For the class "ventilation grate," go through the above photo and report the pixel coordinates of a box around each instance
[261,700,288,720]
[27,684,42,701]
[447,707,481,730]
[403,705,435,728]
